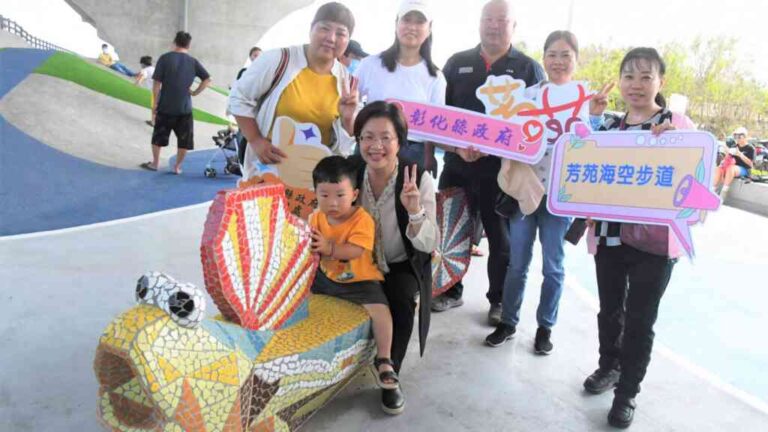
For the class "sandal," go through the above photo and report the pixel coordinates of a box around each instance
[371,358,399,390]
[139,162,157,171]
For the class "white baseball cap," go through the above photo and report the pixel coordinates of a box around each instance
[733,126,748,135]
[398,0,432,22]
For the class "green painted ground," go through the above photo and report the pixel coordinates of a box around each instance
[34,51,229,125]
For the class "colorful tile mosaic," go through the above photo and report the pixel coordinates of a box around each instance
[201,183,317,331]
[432,187,473,297]
[238,174,317,221]
[94,184,375,431]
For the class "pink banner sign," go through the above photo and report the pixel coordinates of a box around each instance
[547,130,720,258]
[391,76,593,164]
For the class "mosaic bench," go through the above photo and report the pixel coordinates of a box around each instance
[94,184,375,431]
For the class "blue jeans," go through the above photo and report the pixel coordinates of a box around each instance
[501,199,571,329]
[110,62,135,77]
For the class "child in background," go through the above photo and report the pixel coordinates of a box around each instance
[309,156,400,391]
[135,56,156,126]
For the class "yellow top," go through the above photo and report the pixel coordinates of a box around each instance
[273,67,339,146]
[98,52,115,66]
[309,207,384,283]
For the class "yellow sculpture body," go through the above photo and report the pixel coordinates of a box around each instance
[94,184,374,431]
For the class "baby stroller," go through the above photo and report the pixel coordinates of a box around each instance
[204,128,244,178]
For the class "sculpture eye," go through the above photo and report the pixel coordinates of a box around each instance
[135,276,149,300]
[134,272,206,328]
[169,291,194,319]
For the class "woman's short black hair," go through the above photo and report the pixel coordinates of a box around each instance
[139,55,153,67]
[249,46,262,56]
[311,2,355,35]
[353,101,408,150]
[174,31,192,48]
[313,155,358,188]
[620,47,667,108]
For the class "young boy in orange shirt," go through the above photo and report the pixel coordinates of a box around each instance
[309,156,399,390]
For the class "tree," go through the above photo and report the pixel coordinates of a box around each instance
[557,37,768,138]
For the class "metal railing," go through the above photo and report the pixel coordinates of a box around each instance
[0,14,70,52]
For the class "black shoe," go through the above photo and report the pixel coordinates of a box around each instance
[583,368,621,394]
[608,395,636,429]
[485,323,516,347]
[488,303,502,326]
[534,327,553,355]
[381,387,405,415]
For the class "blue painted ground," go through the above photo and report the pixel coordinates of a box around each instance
[0,115,238,236]
[562,210,768,404]
[0,48,54,98]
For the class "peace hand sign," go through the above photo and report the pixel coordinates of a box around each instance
[339,76,359,134]
[400,164,421,215]
[589,82,615,116]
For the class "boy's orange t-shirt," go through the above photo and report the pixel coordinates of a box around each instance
[309,207,384,283]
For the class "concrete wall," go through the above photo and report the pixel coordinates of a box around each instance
[64,0,313,88]
[0,31,32,49]
[724,180,768,217]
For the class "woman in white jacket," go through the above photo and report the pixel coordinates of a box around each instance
[229,2,360,180]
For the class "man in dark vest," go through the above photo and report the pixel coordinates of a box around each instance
[432,0,544,325]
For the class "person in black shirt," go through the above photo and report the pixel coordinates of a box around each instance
[431,0,544,325]
[141,31,211,174]
[714,126,754,197]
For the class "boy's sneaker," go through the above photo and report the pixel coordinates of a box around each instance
[583,368,621,394]
[534,327,553,355]
[485,323,516,347]
[431,295,464,312]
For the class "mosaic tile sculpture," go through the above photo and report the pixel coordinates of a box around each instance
[432,187,474,297]
[94,183,375,431]
[238,174,317,221]
[239,179,474,298]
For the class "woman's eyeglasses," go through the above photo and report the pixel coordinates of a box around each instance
[359,135,396,146]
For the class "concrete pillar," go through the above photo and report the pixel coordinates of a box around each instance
[65,0,313,88]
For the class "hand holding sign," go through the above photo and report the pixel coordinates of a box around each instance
[456,145,486,163]
[254,136,288,164]
[547,130,720,257]
[650,118,675,135]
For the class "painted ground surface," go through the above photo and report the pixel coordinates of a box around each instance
[0,48,238,235]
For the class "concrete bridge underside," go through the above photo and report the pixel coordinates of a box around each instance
[65,0,314,87]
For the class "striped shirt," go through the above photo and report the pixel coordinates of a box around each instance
[594,108,674,247]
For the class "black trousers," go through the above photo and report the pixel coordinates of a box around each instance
[594,244,676,397]
[438,161,509,304]
[382,261,419,374]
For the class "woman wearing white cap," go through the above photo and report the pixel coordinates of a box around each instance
[354,0,446,177]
